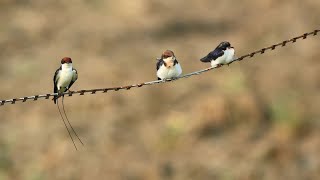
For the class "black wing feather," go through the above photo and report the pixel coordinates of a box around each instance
[53,66,61,104]
[173,59,179,66]
[200,49,224,62]
[156,59,165,71]
[68,68,78,90]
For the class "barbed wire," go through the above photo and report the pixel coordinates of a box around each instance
[0,29,319,107]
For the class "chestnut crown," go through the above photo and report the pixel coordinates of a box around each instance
[61,57,72,64]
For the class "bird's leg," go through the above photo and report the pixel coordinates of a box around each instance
[53,90,63,101]
[160,78,167,82]
[171,77,178,80]
[164,78,174,82]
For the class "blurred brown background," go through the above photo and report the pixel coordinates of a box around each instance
[0,0,319,179]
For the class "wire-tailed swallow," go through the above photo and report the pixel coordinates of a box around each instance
[53,57,83,150]
[200,41,235,67]
[156,50,182,80]
[53,57,78,103]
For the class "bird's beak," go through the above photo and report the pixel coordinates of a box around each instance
[230,46,234,49]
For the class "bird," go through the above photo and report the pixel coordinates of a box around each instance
[200,41,235,67]
[53,57,78,103]
[53,57,83,150]
[156,50,182,80]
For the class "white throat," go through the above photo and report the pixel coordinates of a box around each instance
[163,56,175,63]
[61,63,73,71]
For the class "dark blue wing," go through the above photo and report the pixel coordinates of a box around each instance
[156,59,165,70]
[200,49,224,62]
[68,68,78,90]
[173,59,179,66]
[53,66,61,104]
[53,67,61,84]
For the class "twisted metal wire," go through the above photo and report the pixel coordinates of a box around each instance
[1,29,319,107]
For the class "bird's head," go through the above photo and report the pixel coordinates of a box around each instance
[161,50,176,60]
[217,41,233,50]
[61,57,73,69]
[61,57,72,64]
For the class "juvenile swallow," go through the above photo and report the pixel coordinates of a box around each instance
[156,50,182,80]
[53,57,83,150]
[200,41,235,67]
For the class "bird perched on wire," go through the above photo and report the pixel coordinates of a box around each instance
[53,57,78,103]
[156,50,182,80]
[200,41,236,67]
[53,57,83,150]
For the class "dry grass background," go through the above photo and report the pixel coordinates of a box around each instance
[0,0,319,179]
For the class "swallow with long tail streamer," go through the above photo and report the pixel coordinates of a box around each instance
[53,57,83,150]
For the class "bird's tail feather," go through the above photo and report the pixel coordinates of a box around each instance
[56,98,78,150]
[61,96,84,146]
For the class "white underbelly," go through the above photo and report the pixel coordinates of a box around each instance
[57,72,73,91]
[211,49,235,67]
[157,63,182,79]
[224,48,235,63]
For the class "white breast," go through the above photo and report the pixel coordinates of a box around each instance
[157,63,182,80]
[211,48,235,67]
[57,65,73,92]
[224,48,235,63]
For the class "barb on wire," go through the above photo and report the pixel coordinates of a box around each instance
[0,29,319,107]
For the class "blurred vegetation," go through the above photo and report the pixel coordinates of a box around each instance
[0,0,319,179]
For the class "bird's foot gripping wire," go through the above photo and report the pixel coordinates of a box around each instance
[170,77,179,81]
[53,92,63,104]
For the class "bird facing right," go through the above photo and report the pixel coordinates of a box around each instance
[200,41,235,67]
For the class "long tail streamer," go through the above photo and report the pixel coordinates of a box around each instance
[61,96,84,146]
[56,98,78,150]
